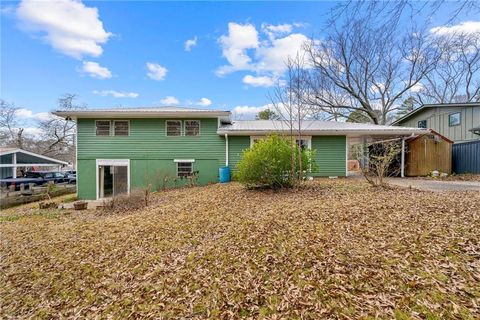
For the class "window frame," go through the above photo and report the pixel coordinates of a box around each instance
[448,112,461,127]
[95,120,111,136]
[417,120,427,129]
[184,120,201,136]
[165,120,182,137]
[113,120,130,136]
[174,159,195,178]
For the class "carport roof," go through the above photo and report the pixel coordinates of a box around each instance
[0,148,68,166]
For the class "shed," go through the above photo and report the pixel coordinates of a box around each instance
[405,130,453,176]
[0,148,68,179]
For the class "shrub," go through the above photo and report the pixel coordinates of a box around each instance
[101,188,150,214]
[235,134,316,189]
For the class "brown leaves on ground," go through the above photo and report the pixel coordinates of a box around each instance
[1,179,479,319]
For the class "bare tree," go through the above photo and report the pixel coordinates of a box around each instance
[0,100,25,148]
[270,53,315,180]
[305,5,441,125]
[416,32,480,104]
[37,94,85,163]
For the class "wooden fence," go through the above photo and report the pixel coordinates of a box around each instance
[0,183,76,209]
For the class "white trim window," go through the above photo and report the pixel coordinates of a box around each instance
[185,120,200,136]
[175,159,194,177]
[166,120,182,136]
[96,120,111,136]
[113,120,129,136]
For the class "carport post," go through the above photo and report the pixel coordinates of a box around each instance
[401,138,405,178]
[12,153,16,178]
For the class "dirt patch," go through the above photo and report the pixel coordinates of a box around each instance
[1,179,479,318]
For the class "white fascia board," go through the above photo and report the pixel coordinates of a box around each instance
[0,148,69,165]
[53,111,231,118]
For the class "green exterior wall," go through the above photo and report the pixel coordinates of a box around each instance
[311,136,346,177]
[77,118,226,199]
[227,135,346,177]
[76,117,347,199]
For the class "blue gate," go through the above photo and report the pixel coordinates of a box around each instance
[452,140,480,174]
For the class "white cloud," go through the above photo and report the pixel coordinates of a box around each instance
[93,90,139,98]
[184,36,197,51]
[146,62,168,80]
[159,96,179,105]
[262,23,293,40]
[196,97,212,107]
[16,0,111,59]
[80,61,112,79]
[410,83,425,93]
[15,108,54,121]
[23,127,44,136]
[217,22,259,76]
[216,22,310,82]
[242,74,276,87]
[232,104,272,120]
[430,21,480,36]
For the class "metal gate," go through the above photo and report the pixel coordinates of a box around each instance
[452,140,480,174]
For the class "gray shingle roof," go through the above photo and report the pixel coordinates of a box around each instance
[218,120,425,135]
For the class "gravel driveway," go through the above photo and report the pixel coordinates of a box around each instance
[387,178,480,191]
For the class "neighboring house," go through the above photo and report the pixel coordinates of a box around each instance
[53,107,424,200]
[0,147,68,179]
[392,102,480,143]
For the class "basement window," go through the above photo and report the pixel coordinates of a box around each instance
[417,120,427,128]
[114,120,129,136]
[185,120,200,136]
[96,120,111,136]
[175,160,194,177]
[166,120,182,136]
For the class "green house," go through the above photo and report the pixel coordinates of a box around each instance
[53,107,423,200]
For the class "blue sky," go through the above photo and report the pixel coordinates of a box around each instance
[1,0,478,124]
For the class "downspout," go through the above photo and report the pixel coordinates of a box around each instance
[225,134,229,167]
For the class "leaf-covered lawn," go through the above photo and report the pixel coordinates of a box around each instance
[1,179,479,319]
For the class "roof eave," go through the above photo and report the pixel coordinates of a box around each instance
[52,111,231,119]
[217,129,426,136]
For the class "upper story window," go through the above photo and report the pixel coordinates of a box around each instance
[185,120,200,136]
[417,120,427,128]
[114,120,129,136]
[96,120,111,136]
[449,112,461,126]
[166,120,182,136]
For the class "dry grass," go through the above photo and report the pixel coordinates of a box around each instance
[1,179,479,319]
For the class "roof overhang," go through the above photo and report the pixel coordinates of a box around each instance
[0,148,68,165]
[218,129,426,136]
[53,110,231,119]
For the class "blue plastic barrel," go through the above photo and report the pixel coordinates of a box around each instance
[219,166,231,183]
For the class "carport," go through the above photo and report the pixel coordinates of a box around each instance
[0,148,68,179]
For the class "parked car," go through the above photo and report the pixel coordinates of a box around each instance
[0,171,68,191]
[64,171,77,184]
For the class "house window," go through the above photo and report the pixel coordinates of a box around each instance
[96,120,111,136]
[296,139,309,150]
[417,120,427,128]
[449,112,461,126]
[166,120,182,136]
[175,161,193,177]
[114,120,129,136]
[185,120,200,136]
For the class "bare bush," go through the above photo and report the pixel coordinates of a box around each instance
[357,140,402,187]
[101,188,151,214]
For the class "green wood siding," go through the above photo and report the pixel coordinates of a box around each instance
[311,136,346,176]
[228,136,250,171]
[228,135,346,177]
[77,118,225,199]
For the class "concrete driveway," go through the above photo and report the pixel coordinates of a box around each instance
[387,178,480,192]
